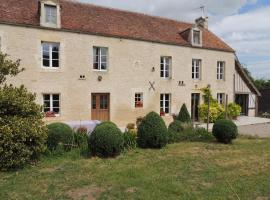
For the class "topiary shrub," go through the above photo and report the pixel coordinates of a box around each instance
[212,119,238,144]
[47,123,74,152]
[89,121,124,157]
[123,131,137,150]
[177,104,191,123]
[137,112,167,148]
[167,120,184,143]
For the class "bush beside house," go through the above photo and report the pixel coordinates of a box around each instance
[89,122,124,157]
[0,52,47,170]
[137,112,168,148]
[177,104,191,123]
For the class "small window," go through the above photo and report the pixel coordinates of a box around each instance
[93,47,108,71]
[217,93,225,105]
[217,61,225,80]
[192,59,201,80]
[160,57,171,78]
[193,30,201,45]
[42,42,59,68]
[160,94,171,115]
[135,93,143,108]
[43,94,60,115]
[45,5,57,25]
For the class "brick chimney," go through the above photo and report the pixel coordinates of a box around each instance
[195,16,208,29]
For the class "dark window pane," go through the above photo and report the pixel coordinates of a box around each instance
[101,63,107,70]
[52,60,59,67]
[53,108,60,113]
[43,101,50,108]
[52,44,59,52]
[93,63,99,70]
[53,101,59,108]
[43,59,49,67]
[52,52,58,59]
[53,94,59,100]
[43,94,50,101]
[44,107,50,112]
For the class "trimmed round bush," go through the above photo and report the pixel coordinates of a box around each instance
[212,119,238,144]
[168,120,184,143]
[89,122,124,157]
[47,122,74,151]
[137,112,168,148]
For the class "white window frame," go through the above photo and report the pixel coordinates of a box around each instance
[160,93,171,114]
[217,93,225,105]
[42,42,60,68]
[45,4,57,25]
[217,61,225,80]
[192,59,201,80]
[135,93,143,108]
[93,47,108,71]
[43,94,60,116]
[40,1,61,28]
[192,28,202,46]
[160,56,171,79]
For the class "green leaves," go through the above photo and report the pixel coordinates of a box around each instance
[0,52,24,85]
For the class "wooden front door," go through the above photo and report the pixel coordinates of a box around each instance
[91,93,110,121]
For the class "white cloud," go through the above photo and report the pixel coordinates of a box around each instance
[79,0,257,22]
[210,6,270,78]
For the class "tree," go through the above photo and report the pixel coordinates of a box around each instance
[0,52,47,170]
[177,104,191,123]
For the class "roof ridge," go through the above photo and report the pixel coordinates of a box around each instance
[63,0,194,26]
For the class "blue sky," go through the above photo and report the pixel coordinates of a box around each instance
[81,0,270,79]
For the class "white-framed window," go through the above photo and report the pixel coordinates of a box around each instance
[160,56,171,78]
[217,93,225,105]
[45,4,57,25]
[43,94,60,115]
[192,59,201,80]
[135,93,143,108]
[217,61,225,80]
[93,47,108,71]
[160,94,171,114]
[42,42,60,68]
[193,30,201,45]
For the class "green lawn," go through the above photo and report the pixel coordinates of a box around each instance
[1,138,270,200]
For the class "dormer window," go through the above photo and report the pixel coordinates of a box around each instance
[45,5,57,24]
[40,0,61,28]
[192,28,202,47]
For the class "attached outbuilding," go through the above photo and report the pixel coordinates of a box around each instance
[234,58,261,117]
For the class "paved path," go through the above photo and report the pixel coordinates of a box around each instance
[238,123,270,138]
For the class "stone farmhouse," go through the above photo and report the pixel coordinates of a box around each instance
[0,0,260,127]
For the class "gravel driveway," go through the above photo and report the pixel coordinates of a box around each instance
[238,123,270,138]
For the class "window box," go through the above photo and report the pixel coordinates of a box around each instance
[160,111,165,116]
[135,101,143,108]
[45,111,56,118]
